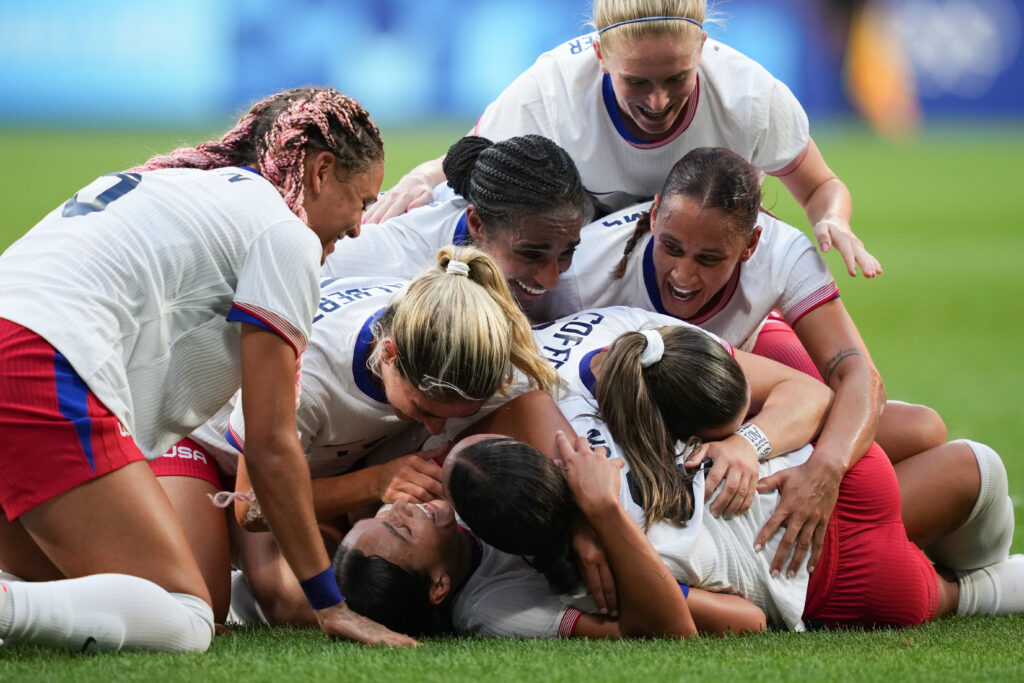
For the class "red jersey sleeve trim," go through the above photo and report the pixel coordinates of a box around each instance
[768,143,810,178]
[559,608,584,637]
[784,282,840,327]
[230,302,307,356]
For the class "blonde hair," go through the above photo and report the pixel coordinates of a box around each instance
[370,246,559,402]
[591,0,713,51]
[594,326,747,529]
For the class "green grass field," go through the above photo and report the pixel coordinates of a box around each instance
[1,123,1023,680]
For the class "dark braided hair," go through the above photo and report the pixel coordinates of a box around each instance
[447,437,581,595]
[130,87,383,224]
[613,146,762,279]
[443,135,585,236]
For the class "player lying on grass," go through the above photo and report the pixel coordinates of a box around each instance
[331,318,1021,636]
[323,134,586,321]
[0,87,416,651]
[154,246,558,628]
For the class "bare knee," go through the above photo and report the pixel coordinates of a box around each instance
[877,401,948,463]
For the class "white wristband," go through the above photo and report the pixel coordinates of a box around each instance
[735,422,772,461]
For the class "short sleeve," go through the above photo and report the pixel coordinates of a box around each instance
[776,235,839,326]
[230,221,322,355]
[474,63,553,141]
[758,80,810,177]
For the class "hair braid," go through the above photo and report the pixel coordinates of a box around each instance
[129,87,382,225]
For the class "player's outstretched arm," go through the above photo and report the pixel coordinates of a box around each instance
[779,137,882,278]
[363,156,446,224]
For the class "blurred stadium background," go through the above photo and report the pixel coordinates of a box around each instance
[1,0,1023,554]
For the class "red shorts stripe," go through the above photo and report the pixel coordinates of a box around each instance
[0,319,145,520]
[804,444,940,628]
[149,437,223,489]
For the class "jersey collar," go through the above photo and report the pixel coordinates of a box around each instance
[352,308,389,404]
[601,72,700,150]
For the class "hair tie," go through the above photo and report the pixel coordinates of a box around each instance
[639,329,665,368]
[446,259,471,276]
[598,16,703,35]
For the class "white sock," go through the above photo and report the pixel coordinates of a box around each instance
[0,574,213,653]
[927,440,1015,571]
[226,569,268,626]
[957,555,1024,616]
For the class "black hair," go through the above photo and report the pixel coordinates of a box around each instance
[443,134,585,234]
[447,437,580,595]
[332,544,452,637]
[614,146,762,278]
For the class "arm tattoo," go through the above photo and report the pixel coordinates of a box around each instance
[823,348,862,385]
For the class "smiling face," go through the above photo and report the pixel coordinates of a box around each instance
[304,157,385,263]
[345,499,459,582]
[650,194,760,320]
[467,206,583,315]
[377,339,484,435]
[595,30,706,140]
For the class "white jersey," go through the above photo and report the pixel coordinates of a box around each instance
[225,276,418,478]
[323,196,470,281]
[475,34,809,215]
[0,167,321,458]
[453,538,583,639]
[534,203,838,350]
[534,306,812,630]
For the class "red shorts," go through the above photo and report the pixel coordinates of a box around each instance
[751,311,824,382]
[0,320,145,521]
[803,443,940,628]
[149,437,222,489]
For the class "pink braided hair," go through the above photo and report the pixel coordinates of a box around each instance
[130,87,382,224]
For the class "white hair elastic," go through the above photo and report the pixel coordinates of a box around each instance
[638,329,665,368]
[446,259,471,276]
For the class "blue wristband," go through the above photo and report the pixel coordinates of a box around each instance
[679,583,690,598]
[300,567,345,610]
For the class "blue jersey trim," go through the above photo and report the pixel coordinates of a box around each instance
[641,239,668,315]
[225,428,244,454]
[53,351,95,472]
[453,211,472,245]
[602,73,645,144]
[679,583,690,598]
[238,166,261,176]
[352,308,389,404]
[578,348,604,398]
[227,306,276,334]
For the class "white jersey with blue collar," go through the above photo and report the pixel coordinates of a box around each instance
[0,166,321,458]
[534,306,813,630]
[323,196,470,281]
[226,276,418,478]
[535,202,838,350]
[474,33,808,216]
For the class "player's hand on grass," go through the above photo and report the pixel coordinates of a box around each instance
[813,216,882,278]
[316,601,418,647]
[754,458,842,578]
[376,443,450,504]
[689,437,759,518]
[572,523,618,617]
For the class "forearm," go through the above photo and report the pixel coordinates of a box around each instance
[244,435,331,581]
[406,156,446,189]
[746,379,832,459]
[310,468,385,521]
[802,176,851,228]
[813,361,884,474]
[585,505,696,638]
